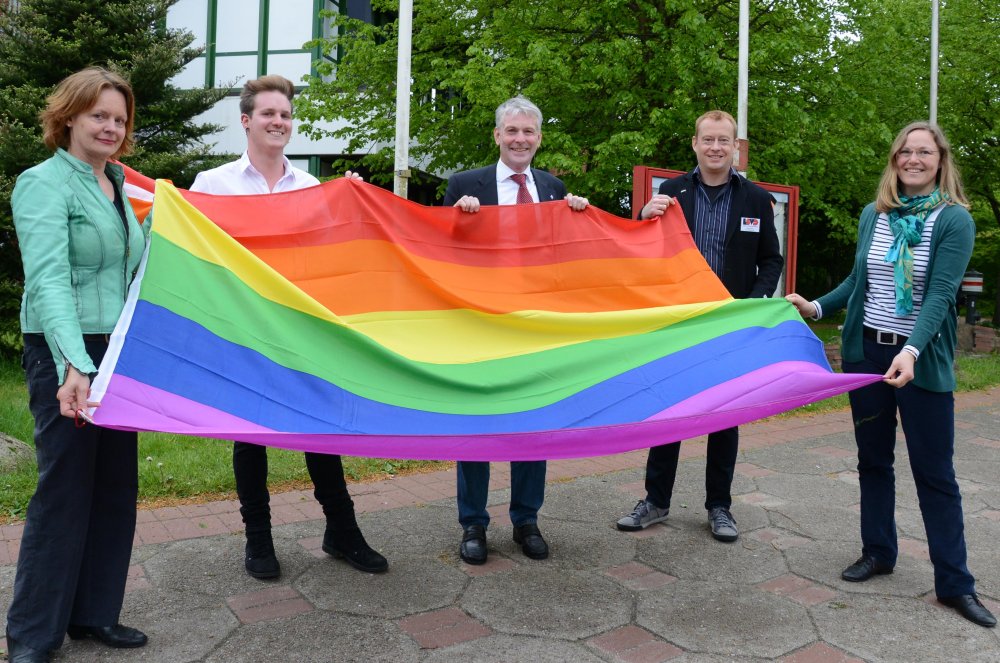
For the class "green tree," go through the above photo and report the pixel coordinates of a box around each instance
[0,0,229,353]
[300,0,850,214]
[937,0,1000,323]
[831,0,999,320]
[786,0,931,293]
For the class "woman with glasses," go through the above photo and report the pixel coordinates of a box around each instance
[786,122,994,628]
[5,68,150,662]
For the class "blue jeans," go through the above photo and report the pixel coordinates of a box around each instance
[844,338,975,598]
[456,461,546,529]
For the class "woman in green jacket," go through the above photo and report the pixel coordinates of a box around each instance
[5,68,150,662]
[787,122,994,628]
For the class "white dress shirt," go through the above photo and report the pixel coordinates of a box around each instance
[190,152,320,195]
[494,160,539,205]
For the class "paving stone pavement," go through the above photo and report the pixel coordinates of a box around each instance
[2,388,999,662]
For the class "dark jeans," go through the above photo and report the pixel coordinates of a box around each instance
[844,338,975,598]
[233,442,357,533]
[644,427,738,511]
[456,461,546,529]
[7,336,138,652]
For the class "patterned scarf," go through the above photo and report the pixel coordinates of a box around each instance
[884,188,944,315]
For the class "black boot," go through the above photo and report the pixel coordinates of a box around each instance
[322,525,388,573]
[244,527,280,579]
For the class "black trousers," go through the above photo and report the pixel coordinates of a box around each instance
[845,338,974,598]
[6,336,138,652]
[643,426,738,511]
[233,442,357,533]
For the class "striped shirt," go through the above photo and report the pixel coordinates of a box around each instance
[862,206,940,336]
[692,168,735,278]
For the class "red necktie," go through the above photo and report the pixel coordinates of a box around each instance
[510,173,533,205]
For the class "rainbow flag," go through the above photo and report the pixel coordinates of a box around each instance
[89,178,877,460]
[117,161,154,223]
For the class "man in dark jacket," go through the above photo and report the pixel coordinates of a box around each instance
[444,96,588,565]
[616,110,783,542]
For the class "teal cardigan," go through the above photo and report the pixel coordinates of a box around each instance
[14,149,148,377]
[816,202,974,392]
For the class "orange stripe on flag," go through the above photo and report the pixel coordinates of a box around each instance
[252,242,727,315]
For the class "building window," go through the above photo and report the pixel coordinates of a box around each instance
[168,0,344,90]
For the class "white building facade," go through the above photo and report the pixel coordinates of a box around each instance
[166,0,374,178]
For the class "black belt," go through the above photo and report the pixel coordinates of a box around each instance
[862,326,908,346]
[23,332,111,345]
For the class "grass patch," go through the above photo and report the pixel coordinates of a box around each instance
[1,350,997,523]
[806,320,844,345]
[954,352,1000,390]
[134,435,446,505]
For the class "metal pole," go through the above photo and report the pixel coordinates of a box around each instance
[393,0,413,198]
[737,0,749,175]
[930,0,939,124]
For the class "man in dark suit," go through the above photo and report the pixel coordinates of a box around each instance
[616,109,783,542]
[443,96,589,565]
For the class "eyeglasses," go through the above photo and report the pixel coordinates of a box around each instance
[898,148,937,159]
[699,137,733,147]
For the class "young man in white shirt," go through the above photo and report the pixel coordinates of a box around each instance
[191,75,385,579]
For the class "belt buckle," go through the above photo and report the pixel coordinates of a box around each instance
[876,330,897,345]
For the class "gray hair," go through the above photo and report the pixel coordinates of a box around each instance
[494,96,542,131]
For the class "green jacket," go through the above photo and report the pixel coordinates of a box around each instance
[816,202,974,392]
[14,148,148,377]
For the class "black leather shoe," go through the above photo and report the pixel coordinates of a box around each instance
[323,526,388,573]
[513,523,549,560]
[939,594,997,627]
[459,524,488,565]
[66,624,148,649]
[6,634,51,663]
[841,555,893,582]
[244,530,281,579]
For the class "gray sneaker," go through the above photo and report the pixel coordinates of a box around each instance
[616,500,669,531]
[708,506,738,542]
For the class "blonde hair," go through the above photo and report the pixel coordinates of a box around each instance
[40,67,135,158]
[875,121,969,212]
[694,110,737,138]
[240,75,296,116]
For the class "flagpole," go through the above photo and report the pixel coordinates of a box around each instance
[737,0,749,175]
[393,0,413,198]
[929,0,939,124]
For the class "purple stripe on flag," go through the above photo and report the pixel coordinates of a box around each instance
[93,368,878,461]
[95,375,274,435]
[645,361,877,421]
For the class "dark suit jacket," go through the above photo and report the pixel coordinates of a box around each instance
[443,164,567,206]
[656,170,783,299]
